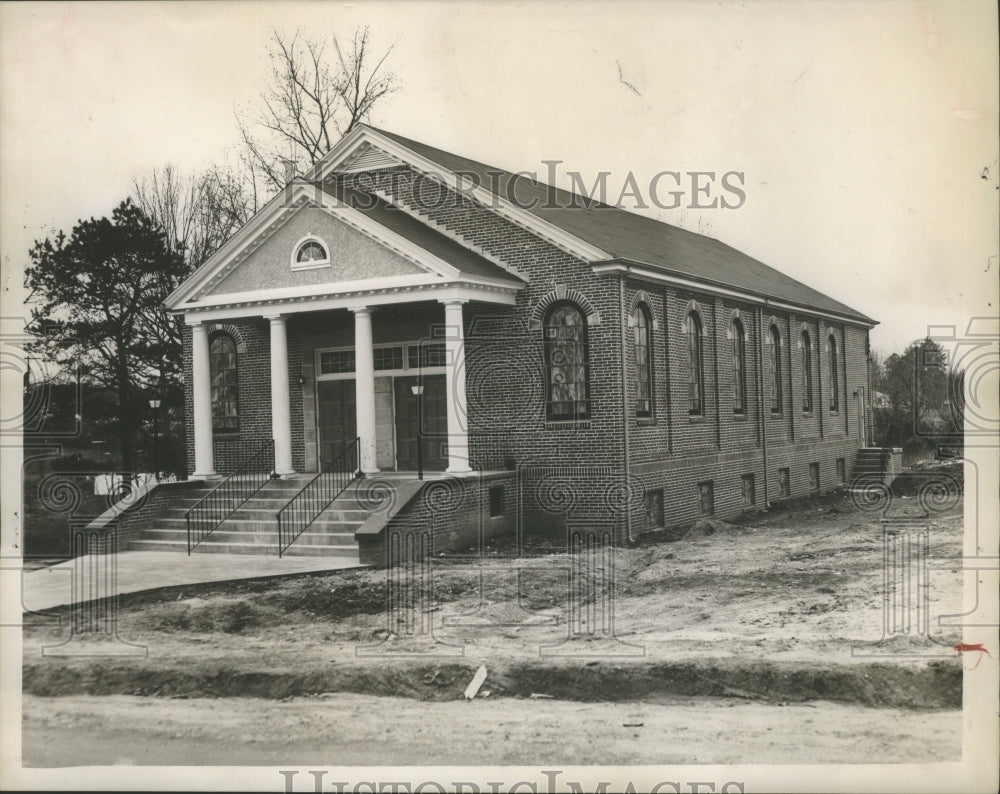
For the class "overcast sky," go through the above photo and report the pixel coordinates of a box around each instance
[1,0,997,356]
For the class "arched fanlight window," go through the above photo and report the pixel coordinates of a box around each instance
[801,331,813,412]
[686,311,704,415]
[543,302,590,420]
[210,334,239,432]
[731,318,747,414]
[291,237,330,269]
[768,325,782,413]
[634,305,653,417]
[828,334,839,411]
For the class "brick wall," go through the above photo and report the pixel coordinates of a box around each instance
[358,472,518,566]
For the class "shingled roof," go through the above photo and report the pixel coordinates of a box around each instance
[326,181,522,284]
[366,126,875,326]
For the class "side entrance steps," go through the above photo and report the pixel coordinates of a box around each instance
[851,447,903,490]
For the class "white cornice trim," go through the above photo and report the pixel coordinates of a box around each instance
[178,281,520,323]
[304,126,612,264]
[592,261,877,328]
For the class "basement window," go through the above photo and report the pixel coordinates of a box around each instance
[778,467,791,498]
[488,485,505,518]
[741,473,756,507]
[698,481,715,517]
[644,489,665,530]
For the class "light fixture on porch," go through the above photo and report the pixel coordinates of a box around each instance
[148,398,162,482]
[411,383,424,481]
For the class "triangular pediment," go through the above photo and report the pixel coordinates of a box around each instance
[165,182,474,309]
[203,205,427,298]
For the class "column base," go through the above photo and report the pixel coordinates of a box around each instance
[191,470,219,479]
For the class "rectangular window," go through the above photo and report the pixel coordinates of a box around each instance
[488,485,505,518]
[778,467,791,498]
[741,473,756,507]
[809,462,820,491]
[373,345,404,371]
[319,349,356,375]
[698,481,714,516]
[644,489,665,529]
[408,342,448,369]
[836,458,846,484]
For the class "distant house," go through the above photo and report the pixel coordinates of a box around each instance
[160,125,877,559]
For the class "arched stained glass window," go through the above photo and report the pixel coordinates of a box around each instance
[687,311,704,415]
[634,305,653,417]
[801,331,813,412]
[210,334,239,432]
[828,334,839,412]
[769,326,782,413]
[732,318,746,414]
[543,303,590,420]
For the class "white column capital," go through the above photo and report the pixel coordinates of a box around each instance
[439,298,468,307]
[190,319,208,331]
[264,313,287,323]
[350,305,374,316]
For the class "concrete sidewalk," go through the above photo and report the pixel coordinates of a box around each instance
[18,551,367,613]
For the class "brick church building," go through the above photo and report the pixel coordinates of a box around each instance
[157,125,877,561]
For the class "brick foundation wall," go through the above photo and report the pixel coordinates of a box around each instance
[359,472,518,566]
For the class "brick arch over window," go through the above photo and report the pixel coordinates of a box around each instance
[528,286,600,330]
[205,323,248,356]
[628,290,661,329]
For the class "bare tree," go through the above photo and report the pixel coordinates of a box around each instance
[236,26,398,197]
[132,165,247,270]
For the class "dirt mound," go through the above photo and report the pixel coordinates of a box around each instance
[891,461,964,498]
[683,518,749,539]
[21,657,962,709]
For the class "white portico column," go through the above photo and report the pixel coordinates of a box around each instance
[441,299,472,473]
[190,321,216,478]
[352,307,379,474]
[266,314,295,476]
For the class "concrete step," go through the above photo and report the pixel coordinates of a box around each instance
[278,531,357,547]
[307,519,364,533]
[280,545,362,559]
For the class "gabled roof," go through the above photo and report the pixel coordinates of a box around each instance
[326,182,522,284]
[364,126,876,326]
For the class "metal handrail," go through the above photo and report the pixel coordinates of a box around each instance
[277,437,360,557]
[185,439,275,553]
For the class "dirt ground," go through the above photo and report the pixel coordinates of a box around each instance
[20,465,971,767]
[22,693,961,767]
